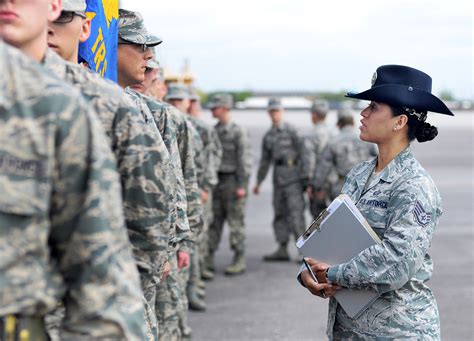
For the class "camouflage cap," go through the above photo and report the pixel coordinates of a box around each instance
[118,9,162,46]
[62,0,86,12]
[311,99,329,115]
[208,93,233,109]
[267,97,283,111]
[165,83,189,101]
[188,86,200,101]
[337,108,354,120]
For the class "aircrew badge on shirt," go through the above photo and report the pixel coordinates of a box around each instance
[413,200,432,227]
[371,71,378,86]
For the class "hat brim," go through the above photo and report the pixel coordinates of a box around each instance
[146,34,162,47]
[346,84,454,116]
[119,34,162,47]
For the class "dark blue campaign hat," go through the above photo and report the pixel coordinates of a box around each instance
[346,65,454,116]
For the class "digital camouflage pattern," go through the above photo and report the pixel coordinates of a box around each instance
[209,121,250,254]
[313,126,377,200]
[0,41,146,339]
[129,92,203,338]
[256,122,308,244]
[118,9,161,46]
[44,52,175,338]
[304,121,337,217]
[44,50,172,286]
[325,147,442,340]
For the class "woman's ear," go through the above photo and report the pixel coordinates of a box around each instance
[395,114,408,131]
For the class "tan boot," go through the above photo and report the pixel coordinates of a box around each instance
[263,244,290,261]
[225,251,246,275]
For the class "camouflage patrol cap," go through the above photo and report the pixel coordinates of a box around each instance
[337,108,354,120]
[118,9,162,47]
[311,99,329,115]
[165,83,189,101]
[188,86,200,101]
[62,0,86,12]
[267,97,283,111]
[208,93,233,109]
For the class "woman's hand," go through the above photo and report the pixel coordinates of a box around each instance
[301,258,341,299]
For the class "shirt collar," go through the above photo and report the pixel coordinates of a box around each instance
[43,49,68,81]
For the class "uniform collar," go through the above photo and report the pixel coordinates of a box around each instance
[43,49,68,80]
[379,146,413,183]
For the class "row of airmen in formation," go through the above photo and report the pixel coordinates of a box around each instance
[0,0,376,340]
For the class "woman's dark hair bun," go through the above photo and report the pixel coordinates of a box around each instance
[415,122,438,142]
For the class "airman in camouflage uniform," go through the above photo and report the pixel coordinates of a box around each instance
[46,5,174,339]
[299,64,454,340]
[117,9,184,339]
[304,99,338,218]
[253,98,308,261]
[207,93,251,276]
[313,109,377,200]
[125,35,202,338]
[188,86,223,284]
[164,83,206,335]
[0,40,146,340]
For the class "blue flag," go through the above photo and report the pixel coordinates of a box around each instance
[79,0,118,82]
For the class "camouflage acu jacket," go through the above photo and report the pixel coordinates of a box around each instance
[215,121,251,189]
[325,146,442,340]
[0,42,146,340]
[44,50,172,283]
[256,121,308,186]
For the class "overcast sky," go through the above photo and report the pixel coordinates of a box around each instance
[120,0,473,99]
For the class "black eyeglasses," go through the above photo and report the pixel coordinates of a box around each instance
[54,11,86,24]
[118,39,149,52]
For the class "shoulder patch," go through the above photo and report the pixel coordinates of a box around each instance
[413,200,432,227]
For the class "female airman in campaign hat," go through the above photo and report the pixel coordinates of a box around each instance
[299,65,453,340]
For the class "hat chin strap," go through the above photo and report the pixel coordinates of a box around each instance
[404,107,427,122]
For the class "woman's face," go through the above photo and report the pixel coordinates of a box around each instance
[359,101,399,144]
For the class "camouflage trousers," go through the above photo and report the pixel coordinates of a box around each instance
[155,254,181,341]
[177,252,191,335]
[209,174,247,253]
[272,181,306,244]
[141,275,159,341]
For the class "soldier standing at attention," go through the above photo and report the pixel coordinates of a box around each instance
[253,98,308,261]
[207,93,250,276]
[45,2,174,339]
[188,86,223,283]
[312,108,377,201]
[0,1,146,338]
[305,99,337,218]
[300,65,453,340]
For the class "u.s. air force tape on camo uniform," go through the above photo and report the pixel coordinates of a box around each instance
[313,125,377,200]
[324,147,442,339]
[256,121,308,244]
[0,41,146,340]
[43,50,174,339]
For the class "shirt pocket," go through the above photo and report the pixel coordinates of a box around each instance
[0,175,50,216]
[0,152,51,216]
